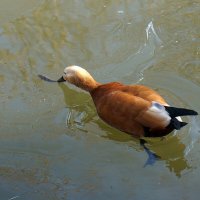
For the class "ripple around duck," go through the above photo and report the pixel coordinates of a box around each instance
[1,0,200,198]
[142,69,200,162]
[142,70,200,109]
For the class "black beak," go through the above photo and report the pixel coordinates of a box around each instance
[57,76,66,82]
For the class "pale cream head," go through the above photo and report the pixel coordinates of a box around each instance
[61,65,100,92]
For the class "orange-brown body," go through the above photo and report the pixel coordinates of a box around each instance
[90,82,170,137]
[57,66,197,138]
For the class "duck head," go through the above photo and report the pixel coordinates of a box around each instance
[57,65,100,92]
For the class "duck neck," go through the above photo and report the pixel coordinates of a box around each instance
[73,76,100,92]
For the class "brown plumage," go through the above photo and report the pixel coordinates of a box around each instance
[91,83,166,137]
[56,65,198,138]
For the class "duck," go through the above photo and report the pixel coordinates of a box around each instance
[53,65,198,138]
[39,65,198,165]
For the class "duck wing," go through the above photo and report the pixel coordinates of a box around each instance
[91,87,171,136]
[91,83,198,137]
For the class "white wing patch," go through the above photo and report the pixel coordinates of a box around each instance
[149,102,171,120]
[151,101,166,112]
[139,101,171,129]
[151,101,182,122]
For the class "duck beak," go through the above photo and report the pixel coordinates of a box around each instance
[57,76,66,82]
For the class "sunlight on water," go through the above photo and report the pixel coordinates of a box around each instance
[0,0,200,199]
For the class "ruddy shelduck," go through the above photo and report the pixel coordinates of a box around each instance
[53,65,198,138]
[39,65,198,138]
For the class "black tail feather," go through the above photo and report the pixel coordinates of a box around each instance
[164,106,198,118]
[169,118,188,130]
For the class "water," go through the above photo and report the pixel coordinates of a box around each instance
[0,0,200,199]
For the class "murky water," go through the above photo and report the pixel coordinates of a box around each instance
[0,0,200,199]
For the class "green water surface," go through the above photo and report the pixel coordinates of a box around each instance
[0,0,200,199]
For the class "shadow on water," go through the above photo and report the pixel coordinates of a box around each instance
[0,0,200,198]
[101,125,191,177]
[58,82,191,177]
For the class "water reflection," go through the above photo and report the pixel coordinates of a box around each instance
[97,121,191,177]
[59,82,191,177]
[148,135,190,177]
[99,126,191,177]
[0,0,200,198]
